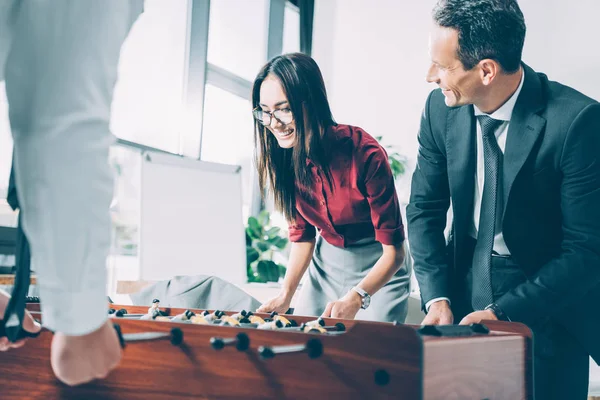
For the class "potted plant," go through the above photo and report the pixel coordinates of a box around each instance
[375,136,408,180]
[246,210,289,283]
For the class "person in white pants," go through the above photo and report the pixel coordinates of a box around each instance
[0,0,143,386]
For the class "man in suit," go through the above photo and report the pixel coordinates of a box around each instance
[407,1,600,399]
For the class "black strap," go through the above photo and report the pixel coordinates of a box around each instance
[1,213,32,343]
[0,318,40,341]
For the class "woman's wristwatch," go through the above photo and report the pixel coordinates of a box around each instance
[351,286,371,310]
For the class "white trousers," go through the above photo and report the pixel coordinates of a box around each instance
[0,0,142,335]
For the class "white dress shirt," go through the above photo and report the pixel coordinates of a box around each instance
[426,69,525,312]
[1,0,142,335]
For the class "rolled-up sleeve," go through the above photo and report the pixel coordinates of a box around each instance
[363,145,405,246]
[288,211,316,243]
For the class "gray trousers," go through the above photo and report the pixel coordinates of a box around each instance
[294,236,410,323]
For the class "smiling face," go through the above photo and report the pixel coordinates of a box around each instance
[258,75,297,149]
[426,24,484,107]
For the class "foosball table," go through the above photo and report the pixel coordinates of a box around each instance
[0,300,533,399]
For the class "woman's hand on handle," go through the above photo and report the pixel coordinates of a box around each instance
[256,292,293,314]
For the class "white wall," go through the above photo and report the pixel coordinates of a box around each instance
[313,0,600,202]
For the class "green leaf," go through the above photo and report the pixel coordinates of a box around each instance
[274,237,289,249]
[257,210,270,227]
[375,136,383,142]
[247,217,263,238]
[247,262,264,283]
[389,158,406,180]
[246,246,260,264]
[265,226,281,239]
[257,260,280,282]
[256,241,271,252]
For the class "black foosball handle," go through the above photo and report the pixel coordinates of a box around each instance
[113,324,126,348]
[0,319,41,341]
[210,332,250,351]
[417,323,490,337]
[258,338,323,360]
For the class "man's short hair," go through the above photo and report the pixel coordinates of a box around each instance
[433,0,526,73]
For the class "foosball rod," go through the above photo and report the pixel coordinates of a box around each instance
[113,325,184,348]
[258,338,323,359]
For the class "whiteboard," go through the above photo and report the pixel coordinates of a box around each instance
[139,151,246,284]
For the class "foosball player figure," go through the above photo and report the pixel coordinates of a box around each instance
[190,313,209,325]
[301,322,327,334]
[257,319,284,330]
[172,309,196,322]
[203,310,225,323]
[220,315,241,327]
[230,310,248,321]
[245,311,265,325]
[148,298,160,315]
[304,317,325,328]
[272,314,295,328]
[141,309,161,320]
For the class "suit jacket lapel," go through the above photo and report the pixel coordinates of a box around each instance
[502,64,547,217]
[447,105,476,241]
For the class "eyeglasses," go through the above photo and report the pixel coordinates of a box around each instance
[252,107,294,126]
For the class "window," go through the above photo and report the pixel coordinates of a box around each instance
[0,0,310,285]
[207,0,269,82]
[200,84,255,220]
[110,0,190,154]
[109,145,142,257]
[282,2,301,54]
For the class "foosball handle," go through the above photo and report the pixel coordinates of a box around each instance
[0,319,41,341]
[113,324,126,348]
[417,323,490,337]
[258,338,323,360]
[210,332,250,351]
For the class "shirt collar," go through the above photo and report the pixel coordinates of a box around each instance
[473,67,525,122]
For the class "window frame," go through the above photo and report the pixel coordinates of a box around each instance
[113,0,314,217]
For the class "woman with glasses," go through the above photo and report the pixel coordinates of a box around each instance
[252,53,410,323]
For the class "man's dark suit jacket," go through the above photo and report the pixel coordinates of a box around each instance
[407,64,600,364]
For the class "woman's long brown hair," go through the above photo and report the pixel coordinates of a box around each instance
[252,53,336,223]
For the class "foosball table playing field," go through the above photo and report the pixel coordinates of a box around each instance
[0,300,533,399]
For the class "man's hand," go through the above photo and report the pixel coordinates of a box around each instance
[0,289,42,351]
[257,291,293,315]
[51,320,122,386]
[421,300,454,325]
[458,309,497,326]
[321,291,362,320]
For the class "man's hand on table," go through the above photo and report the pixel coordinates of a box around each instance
[421,300,454,325]
[458,309,498,326]
[51,319,123,386]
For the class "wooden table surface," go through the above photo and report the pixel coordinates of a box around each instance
[0,274,36,285]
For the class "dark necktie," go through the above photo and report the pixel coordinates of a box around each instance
[471,115,504,310]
